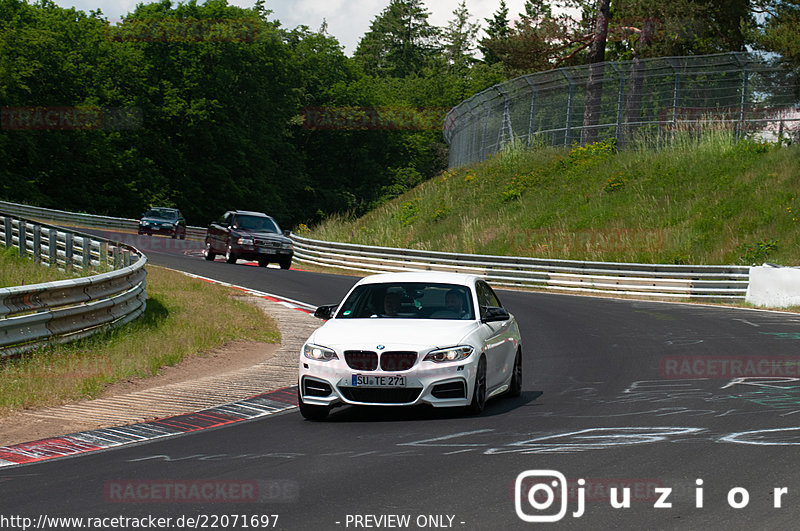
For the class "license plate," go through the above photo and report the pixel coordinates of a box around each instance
[351,374,406,387]
[258,248,277,254]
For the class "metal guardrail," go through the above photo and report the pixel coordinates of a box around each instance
[291,234,749,300]
[0,200,207,241]
[0,199,750,301]
[0,213,148,357]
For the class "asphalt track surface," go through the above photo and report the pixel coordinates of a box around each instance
[3,232,800,529]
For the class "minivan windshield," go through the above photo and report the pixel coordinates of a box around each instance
[234,215,279,233]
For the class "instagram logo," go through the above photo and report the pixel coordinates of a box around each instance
[515,470,584,522]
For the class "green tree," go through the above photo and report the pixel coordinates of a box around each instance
[441,1,480,72]
[755,1,800,65]
[354,0,440,78]
[478,0,510,64]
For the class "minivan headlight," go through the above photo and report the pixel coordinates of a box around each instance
[237,237,254,245]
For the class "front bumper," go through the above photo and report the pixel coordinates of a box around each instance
[139,225,177,235]
[231,244,293,261]
[299,358,476,408]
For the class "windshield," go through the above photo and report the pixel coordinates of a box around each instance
[144,209,177,219]
[234,215,279,233]
[335,282,474,320]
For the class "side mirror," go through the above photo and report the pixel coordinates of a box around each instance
[314,304,338,320]
[481,306,510,323]
[283,230,291,237]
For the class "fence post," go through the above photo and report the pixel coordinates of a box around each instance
[480,93,491,159]
[610,62,626,147]
[524,75,538,146]
[666,58,681,129]
[739,69,749,138]
[495,85,513,150]
[562,70,575,146]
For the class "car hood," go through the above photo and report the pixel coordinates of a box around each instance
[233,230,290,242]
[308,319,480,351]
[140,216,176,224]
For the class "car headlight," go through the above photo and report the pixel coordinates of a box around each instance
[424,345,474,363]
[281,242,293,250]
[237,237,254,245]
[140,221,149,226]
[303,343,338,361]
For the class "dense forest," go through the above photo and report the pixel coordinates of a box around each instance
[0,0,797,227]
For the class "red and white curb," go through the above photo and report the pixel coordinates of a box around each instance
[174,270,318,315]
[0,387,299,468]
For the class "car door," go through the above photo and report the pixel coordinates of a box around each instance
[476,281,517,390]
[209,212,231,252]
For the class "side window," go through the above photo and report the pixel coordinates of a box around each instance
[219,212,232,226]
[476,281,501,317]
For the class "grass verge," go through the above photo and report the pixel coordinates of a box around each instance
[0,246,84,287]
[0,266,280,414]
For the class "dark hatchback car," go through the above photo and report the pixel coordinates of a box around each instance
[204,210,293,269]
[138,207,186,239]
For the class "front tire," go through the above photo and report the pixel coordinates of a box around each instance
[298,387,330,420]
[467,356,487,415]
[507,348,522,398]
[204,242,216,261]
[225,244,237,264]
[279,257,292,270]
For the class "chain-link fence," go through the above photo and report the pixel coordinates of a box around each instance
[443,52,800,168]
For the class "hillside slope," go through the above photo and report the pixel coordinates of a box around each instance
[306,134,800,266]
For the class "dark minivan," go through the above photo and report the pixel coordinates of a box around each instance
[204,210,293,269]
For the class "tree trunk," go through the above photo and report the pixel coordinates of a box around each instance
[581,0,611,145]
[623,18,656,145]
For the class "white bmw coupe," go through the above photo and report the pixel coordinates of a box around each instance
[298,272,523,420]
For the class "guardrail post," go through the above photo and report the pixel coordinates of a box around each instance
[32,225,41,264]
[100,241,109,270]
[65,233,74,271]
[48,228,57,266]
[122,249,131,267]
[3,216,11,248]
[82,237,91,271]
[18,220,26,258]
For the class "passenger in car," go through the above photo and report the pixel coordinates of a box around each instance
[445,289,466,317]
[383,291,401,317]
